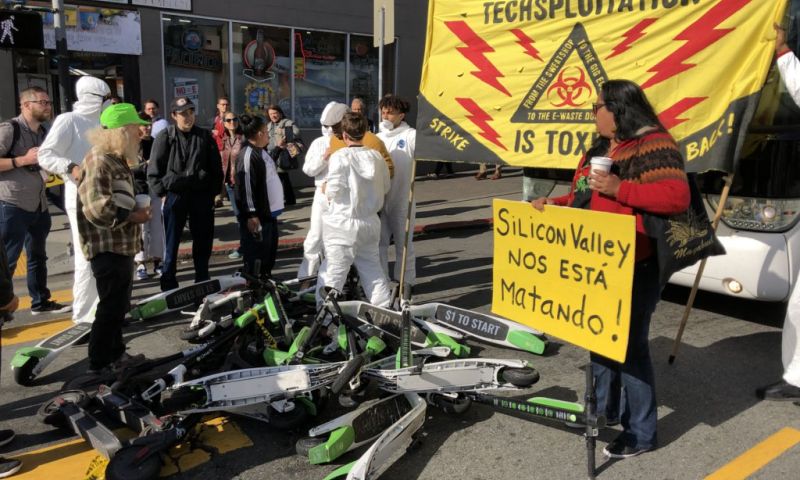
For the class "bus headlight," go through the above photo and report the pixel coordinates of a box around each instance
[707,195,800,232]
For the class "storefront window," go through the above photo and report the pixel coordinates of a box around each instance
[349,34,381,125]
[163,16,228,127]
[231,23,291,118]
[293,30,346,127]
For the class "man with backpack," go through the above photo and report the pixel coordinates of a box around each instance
[0,86,70,315]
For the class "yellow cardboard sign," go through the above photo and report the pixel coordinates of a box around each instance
[417,0,788,173]
[492,199,636,362]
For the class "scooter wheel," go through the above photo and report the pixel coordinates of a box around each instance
[295,436,326,456]
[12,357,38,386]
[268,403,309,430]
[427,393,472,414]
[38,389,89,429]
[105,445,162,480]
[500,366,540,388]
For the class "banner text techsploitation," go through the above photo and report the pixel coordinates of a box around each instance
[482,0,702,24]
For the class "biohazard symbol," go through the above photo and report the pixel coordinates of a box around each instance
[511,23,608,124]
[547,67,592,108]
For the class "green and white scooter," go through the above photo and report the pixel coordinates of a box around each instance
[408,303,548,355]
[128,274,247,320]
[10,274,246,386]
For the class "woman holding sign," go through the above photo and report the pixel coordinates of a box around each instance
[532,80,690,459]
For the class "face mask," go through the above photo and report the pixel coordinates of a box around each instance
[321,125,334,137]
[379,119,395,132]
[101,99,113,111]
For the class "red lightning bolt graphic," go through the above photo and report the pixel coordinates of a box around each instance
[642,0,750,90]
[658,97,707,130]
[445,21,511,97]
[456,98,507,151]
[607,18,657,59]
[510,28,542,62]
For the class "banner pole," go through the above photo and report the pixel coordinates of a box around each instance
[585,357,597,479]
[669,174,734,364]
[398,158,417,367]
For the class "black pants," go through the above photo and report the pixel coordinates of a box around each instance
[161,191,215,291]
[278,172,296,205]
[239,215,278,278]
[89,252,133,370]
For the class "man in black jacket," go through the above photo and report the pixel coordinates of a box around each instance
[147,97,223,291]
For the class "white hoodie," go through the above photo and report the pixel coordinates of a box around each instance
[325,146,390,223]
[38,76,111,180]
[303,135,332,187]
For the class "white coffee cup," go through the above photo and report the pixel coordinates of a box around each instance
[590,156,613,174]
[135,194,151,209]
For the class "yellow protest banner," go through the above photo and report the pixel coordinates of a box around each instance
[417,0,788,173]
[492,199,636,362]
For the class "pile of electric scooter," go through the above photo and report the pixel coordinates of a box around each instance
[26,269,596,480]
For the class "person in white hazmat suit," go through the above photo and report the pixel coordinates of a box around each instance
[297,102,348,278]
[756,25,800,402]
[376,95,417,299]
[38,77,111,324]
[317,113,392,307]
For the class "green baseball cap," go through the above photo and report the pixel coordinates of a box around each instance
[100,103,150,129]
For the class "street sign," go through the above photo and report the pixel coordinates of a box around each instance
[0,10,43,50]
[373,0,394,47]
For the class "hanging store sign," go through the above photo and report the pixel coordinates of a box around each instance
[41,7,142,55]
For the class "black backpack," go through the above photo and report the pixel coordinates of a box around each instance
[2,118,47,157]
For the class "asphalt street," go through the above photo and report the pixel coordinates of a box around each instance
[1,226,798,480]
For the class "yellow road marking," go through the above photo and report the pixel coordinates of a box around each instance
[18,288,73,311]
[13,251,26,278]
[705,427,800,480]
[11,416,252,479]
[0,317,74,346]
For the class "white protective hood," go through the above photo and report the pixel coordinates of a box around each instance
[72,76,111,116]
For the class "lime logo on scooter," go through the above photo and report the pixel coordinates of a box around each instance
[11,321,93,386]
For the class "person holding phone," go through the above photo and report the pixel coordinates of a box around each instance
[235,114,283,279]
[266,105,302,206]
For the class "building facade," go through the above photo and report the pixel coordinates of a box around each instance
[1,0,427,135]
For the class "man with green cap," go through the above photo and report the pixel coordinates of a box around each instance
[77,103,151,373]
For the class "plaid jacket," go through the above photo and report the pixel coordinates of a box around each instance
[77,148,142,259]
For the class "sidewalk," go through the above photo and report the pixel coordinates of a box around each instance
[41,168,528,277]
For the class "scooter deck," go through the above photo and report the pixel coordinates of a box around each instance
[410,303,548,355]
[323,394,426,480]
[174,362,346,413]
[129,275,247,320]
[10,322,93,385]
[364,358,530,394]
[306,394,415,464]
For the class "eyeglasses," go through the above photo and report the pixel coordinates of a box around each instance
[26,100,53,106]
[592,103,607,114]
[224,118,238,123]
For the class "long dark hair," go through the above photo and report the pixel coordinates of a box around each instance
[587,79,664,158]
[240,114,265,141]
[223,112,242,137]
[267,104,285,121]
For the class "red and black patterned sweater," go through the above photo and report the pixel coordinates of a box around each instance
[550,130,691,262]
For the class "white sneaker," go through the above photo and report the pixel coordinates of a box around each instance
[135,264,149,281]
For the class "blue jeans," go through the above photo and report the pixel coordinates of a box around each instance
[160,191,215,291]
[591,258,661,450]
[225,184,239,217]
[0,201,52,308]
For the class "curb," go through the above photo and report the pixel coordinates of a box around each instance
[176,217,495,260]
